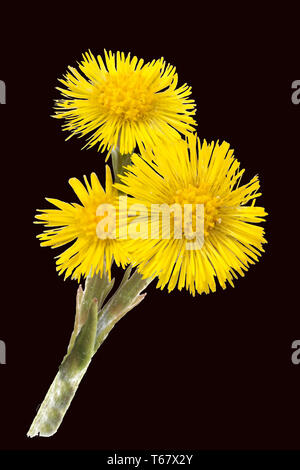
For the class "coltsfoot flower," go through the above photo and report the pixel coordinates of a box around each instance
[35,167,128,280]
[115,134,267,295]
[54,50,196,156]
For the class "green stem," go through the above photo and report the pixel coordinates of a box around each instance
[27,269,151,437]
[111,146,132,184]
[27,297,99,437]
[27,368,89,437]
[94,269,152,352]
[68,269,114,353]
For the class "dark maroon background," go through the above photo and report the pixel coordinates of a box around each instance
[0,4,299,454]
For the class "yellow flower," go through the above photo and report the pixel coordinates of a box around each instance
[115,134,267,296]
[35,167,128,281]
[54,50,196,156]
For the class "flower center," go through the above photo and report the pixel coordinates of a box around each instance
[74,201,114,240]
[173,183,222,239]
[93,71,155,122]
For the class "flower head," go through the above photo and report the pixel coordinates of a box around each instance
[115,135,267,295]
[35,167,128,280]
[54,50,196,156]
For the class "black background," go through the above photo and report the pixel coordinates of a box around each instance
[0,4,299,454]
